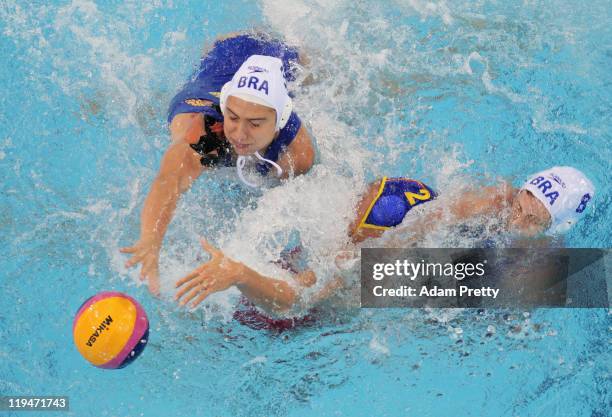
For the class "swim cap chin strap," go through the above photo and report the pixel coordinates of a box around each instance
[236,152,283,188]
[521,166,595,235]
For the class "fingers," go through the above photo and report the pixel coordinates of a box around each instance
[148,275,161,297]
[142,257,158,279]
[188,289,214,308]
[175,278,202,302]
[139,267,147,281]
[121,241,161,296]
[175,271,226,308]
[175,265,205,287]
[176,284,205,307]
[124,247,148,268]
[125,254,143,269]
[122,238,226,306]
[140,264,153,282]
[199,238,216,254]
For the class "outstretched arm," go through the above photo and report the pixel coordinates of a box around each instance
[446,182,515,220]
[121,113,206,295]
[175,239,315,314]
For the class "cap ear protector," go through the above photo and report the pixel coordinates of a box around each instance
[278,95,292,130]
[219,81,293,131]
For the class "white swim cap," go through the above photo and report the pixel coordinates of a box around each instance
[220,55,293,131]
[521,166,595,234]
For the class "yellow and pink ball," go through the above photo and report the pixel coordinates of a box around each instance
[73,291,149,369]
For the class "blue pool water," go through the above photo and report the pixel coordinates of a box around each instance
[1,1,610,416]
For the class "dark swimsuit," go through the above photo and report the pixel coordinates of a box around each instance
[233,246,318,332]
[233,297,318,332]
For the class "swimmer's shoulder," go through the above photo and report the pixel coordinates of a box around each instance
[475,180,515,204]
[493,180,516,206]
[167,114,220,173]
[448,180,515,219]
[169,113,205,144]
[278,125,315,176]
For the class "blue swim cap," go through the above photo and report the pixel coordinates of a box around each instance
[368,195,409,228]
[359,177,436,230]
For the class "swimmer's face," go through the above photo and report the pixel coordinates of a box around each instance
[223,96,277,156]
[509,190,551,237]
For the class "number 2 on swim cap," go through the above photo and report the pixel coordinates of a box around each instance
[404,188,431,206]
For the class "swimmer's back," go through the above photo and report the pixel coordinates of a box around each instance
[168,33,301,125]
[197,33,301,83]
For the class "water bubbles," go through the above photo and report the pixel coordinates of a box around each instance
[369,334,390,355]
[447,325,463,340]
[462,51,486,76]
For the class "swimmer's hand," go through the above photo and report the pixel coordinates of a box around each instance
[174,239,245,308]
[120,237,161,296]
